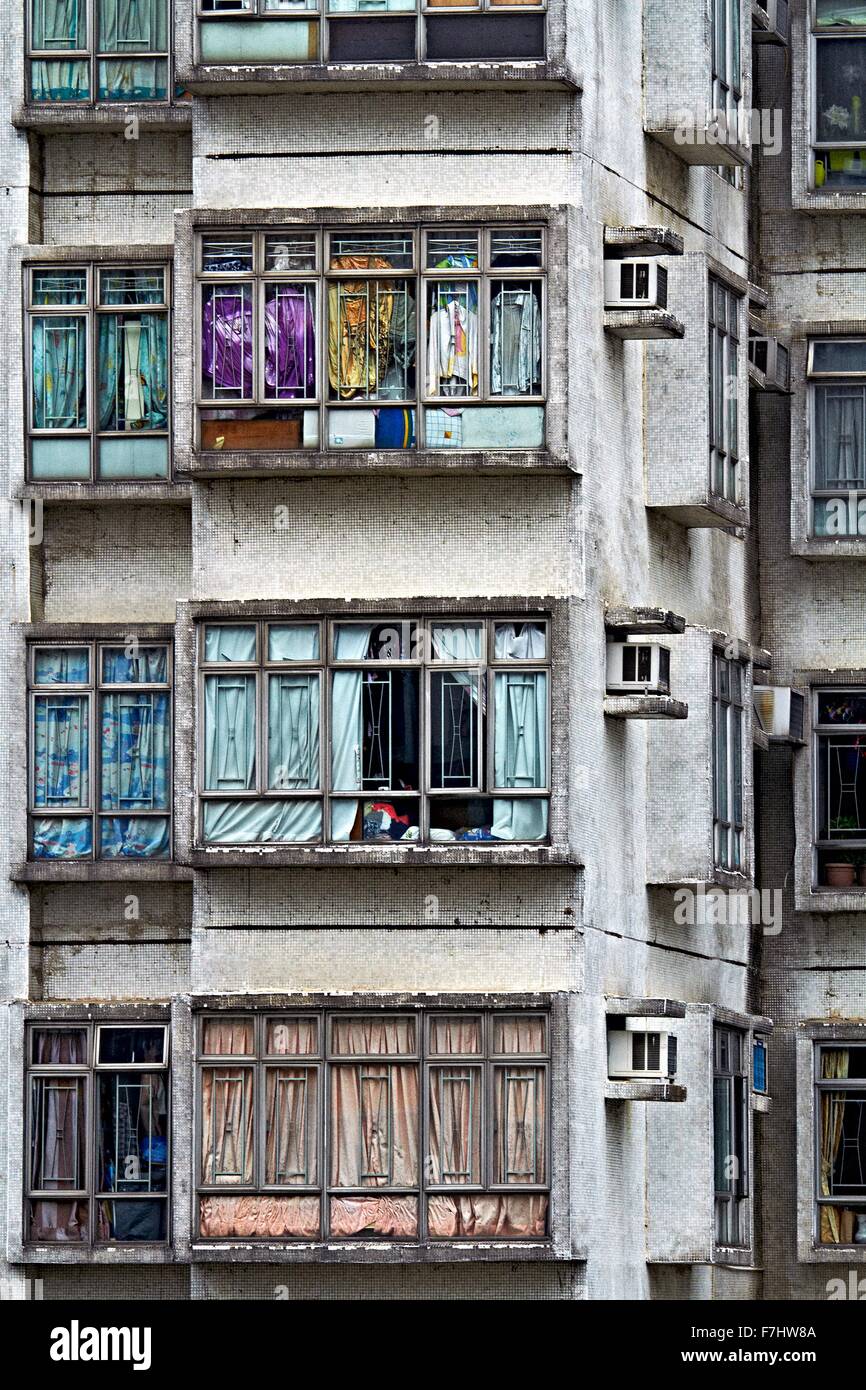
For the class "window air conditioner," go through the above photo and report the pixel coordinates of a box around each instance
[606,640,671,695]
[607,1018,678,1081]
[748,335,790,392]
[753,686,805,742]
[604,258,668,311]
[752,0,789,45]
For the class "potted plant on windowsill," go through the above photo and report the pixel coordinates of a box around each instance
[825,852,856,888]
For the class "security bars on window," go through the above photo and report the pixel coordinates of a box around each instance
[196,1009,550,1242]
[28,642,172,861]
[196,617,550,847]
[26,1021,169,1245]
[27,0,175,104]
[196,0,547,66]
[196,226,546,454]
[811,2,866,192]
[712,651,745,872]
[26,263,171,482]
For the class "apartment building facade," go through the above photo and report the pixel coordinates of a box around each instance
[0,0,861,1303]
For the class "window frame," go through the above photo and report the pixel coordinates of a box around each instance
[814,1041,866,1244]
[808,338,866,535]
[810,1,866,192]
[194,1006,551,1242]
[713,1022,750,1249]
[25,261,173,484]
[708,274,742,505]
[812,686,866,883]
[712,651,746,872]
[25,1019,171,1247]
[194,224,547,455]
[195,615,551,847]
[26,0,177,107]
[27,638,174,861]
[711,0,743,128]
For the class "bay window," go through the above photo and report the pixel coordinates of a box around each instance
[708,276,741,505]
[198,616,549,846]
[812,3,866,190]
[29,641,172,860]
[196,1,546,66]
[814,687,866,887]
[196,225,545,454]
[810,339,866,536]
[816,1043,866,1245]
[712,652,745,871]
[27,0,172,104]
[27,263,170,481]
[713,1024,749,1247]
[196,1008,549,1241]
[27,1022,169,1244]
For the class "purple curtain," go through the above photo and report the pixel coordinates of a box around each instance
[201,289,315,399]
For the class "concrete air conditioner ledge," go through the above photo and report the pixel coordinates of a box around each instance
[604,695,688,720]
[751,1093,772,1115]
[604,1081,687,1102]
[603,310,685,341]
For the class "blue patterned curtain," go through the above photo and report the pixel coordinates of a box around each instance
[98,315,168,431]
[31,0,89,100]
[32,317,87,430]
[101,692,170,812]
[33,695,89,810]
[97,0,169,99]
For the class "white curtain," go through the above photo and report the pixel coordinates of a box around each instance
[330,624,374,840]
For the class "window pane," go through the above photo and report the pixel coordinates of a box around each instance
[267,673,320,790]
[816,2,866,25]
[812,340,866,375]
[493,622,546,659]
[265,235,317,272]
[204,624,257,662]
[100,691,170,811]
[328,278,416,401]
[32,1028,88,1064]
[332,620,416,661]
[265,1067,318,1184]
[201,284,254,399]
[96,58,168,99]
[329,1194,418,1237]
[32,816,93,859]
[492,1065,546,1184]
[32,316,87,429]
[429,1015,483,1055]
[201,1018,255,1054]
[264,283,316,400]
[427,1193,547,1238]
[331,1015,416,1055]
[327,16,415,59]
[101,646,168,683]
[32,269,87,305]
[202,798,322,844]
[97,0,168,52]
[329,1064,419,1185]
[201,1067,254,1184]
[34,694,89,809]
[428,1065,482,1184]
[266,1017,319,1054]
[100,816,170,859]
[430,623,482,662]
[714,1075,733,1192]
[815,385,866,488]
[490,281,542,396]
[97,1072,168,1192]
[97,314,168,432]
[30,1076,86,1190]
[329,230,414,270]
[96,1198,166,1241]
[31,59,90,100]
[34,647,89,684]
[426,230,479,269]
[493,671,546,789]
[267,624,320,661]
[200,1194,320,1239]
[97,1027,166,1065]
[202,237,254,274]
[204,675,257,791]
[817,691,866,724]
[819,736,866,836]
[491,1015,546,1054]
[28,1200,88,1241]
[490,229,543,268]
[32,0,87,47]
[430,670,481,789]
[426,281,478,397]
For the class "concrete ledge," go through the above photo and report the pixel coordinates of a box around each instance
[177,448,568,479]
[795,888,866,914]
[11,1245,176,1265]
[751,1093,772,1114]
[604,695,688,720]
[605,997,688,1019]
[792,537,866,560]
[605,606,686,636]
[603,310,685,341]
[11,862,194,883]
[604,1081,687,1102]
[15,484,191,505]
[12,104,192,133]
[176,61,578,95]
[185,844,578,870]
[645,497,750,531]
[603,226,684,258]
[646,127,751,168]
[188,1240,576,1264]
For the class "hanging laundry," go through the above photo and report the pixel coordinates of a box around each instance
[490,285,542,395]
[426,291,479,396]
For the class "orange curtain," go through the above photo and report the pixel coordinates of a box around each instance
[265,1067,317,1185]
[200,1195,320,1239]
[427,1194,548,1238]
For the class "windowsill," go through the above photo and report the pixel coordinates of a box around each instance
[795,886,866,914]
[13,1244,174,1265]
[176,59,577,95]
[710,1246,757,1268]
[12,861,194,883]
[15,482,191,505]
[792,534,866,560]
[177,447,567,478]
[188,1239,570,1264]
[793,185,866,214]
[185,842,576,870]
[648,868,754,892]
[12,103,192,133]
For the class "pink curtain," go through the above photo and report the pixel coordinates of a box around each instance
[429,1015,482,1055]
[329,1196,418,1238]
[201,1017,254,1055]
[200,1067,254,1184]
[331,1015,415,1056]
[30,1076,85,1191]
[200,1195,320,1239]
[492,1015,545,1054]
[330,1063,418,1188]
[427,1195,547,1238]
[428,1065,482,1184]
[493,1066,546,1184]
[265,1067,317,1185]
[32,1029,87,1064]
[266,1016,318,1055]
[29,1200,87,1242]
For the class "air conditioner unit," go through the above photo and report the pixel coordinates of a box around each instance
[752,0,789,45]
[748,335,790,392]
[608,1018,678,1081]
[604,258,668,311]
[606,640,671,695]
[753,686,805,742]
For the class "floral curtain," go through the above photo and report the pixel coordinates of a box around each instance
[97,314,168,432]
[31,316,87,429]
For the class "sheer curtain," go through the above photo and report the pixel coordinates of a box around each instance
[820,1048,853,1244]
[492,623,548,841]
[97,0,169,99]
[30,0,89,101]
[97,314,168,432]
[331,624,374,839]
[32,316,87,428]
